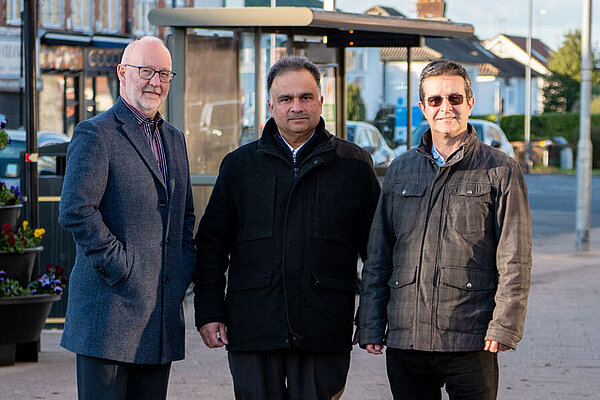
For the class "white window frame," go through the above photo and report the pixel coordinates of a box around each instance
[72,0,93,31]
[41,0,64,28]
[6,0,23,25]
[96,0,120,33]
[133,0,156,36]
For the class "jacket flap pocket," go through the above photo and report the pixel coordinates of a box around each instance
[312,269,356,292]
[440,267,497,291]
[227,268,272,291]
[393,183,427,197]
[449,183,491,197]
[387,268,417,288]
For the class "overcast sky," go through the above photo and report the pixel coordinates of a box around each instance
[335,0,600,51]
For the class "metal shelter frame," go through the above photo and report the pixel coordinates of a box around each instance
[148,7,474,183]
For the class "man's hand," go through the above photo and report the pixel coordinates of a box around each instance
[199,322,229,348]
[484,340,512,353]
[365,344,384,355]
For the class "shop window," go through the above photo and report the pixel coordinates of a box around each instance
[41,0,64,28]
[39,75,65,134]
[6,0,23,25]
[133,0,156,36]
[72,0,93,31]
[97,0,120,33]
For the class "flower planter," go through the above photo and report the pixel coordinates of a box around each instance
[0,294,61,365]
[0,204,22,229]
[0,246,44,287]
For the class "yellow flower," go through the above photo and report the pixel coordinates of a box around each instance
[22,220,28,230]
[34,228,45,238]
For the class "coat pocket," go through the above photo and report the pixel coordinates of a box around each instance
[227,268,272,292]
[436,267,497,334]
[392,183,427,238]
[386,267,417,330]
[447,182,492,234]
[235,176,276,243]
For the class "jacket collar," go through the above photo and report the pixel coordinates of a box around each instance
[417,123,478,166]
[112,97,168,191]
[257,117,334,161]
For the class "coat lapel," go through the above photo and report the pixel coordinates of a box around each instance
[113,98,167,192]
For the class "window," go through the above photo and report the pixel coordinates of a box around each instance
[6,0,23,25]
[41,0,64,28]
[133,0,156,36]
[71,0,93,31]
[97,0,120,33]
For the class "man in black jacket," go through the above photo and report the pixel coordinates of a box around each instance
[194,56,380,399]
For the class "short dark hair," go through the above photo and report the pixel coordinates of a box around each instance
[267,56,321,97]
[419,59,473,105]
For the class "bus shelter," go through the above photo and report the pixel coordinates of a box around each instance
[148,7,473,208]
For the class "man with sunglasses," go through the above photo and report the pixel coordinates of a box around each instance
[59,36,195,399]
[359,59,532,399]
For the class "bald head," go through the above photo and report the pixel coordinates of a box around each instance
[117,36,173,118]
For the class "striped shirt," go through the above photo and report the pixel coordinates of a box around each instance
[122,99,169,188]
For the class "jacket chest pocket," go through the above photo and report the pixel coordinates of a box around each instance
[447,183,492,235]
[313,177,360,246]
[392,183,427,238]
[235,176,276,243]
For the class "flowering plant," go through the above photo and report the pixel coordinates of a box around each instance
[0,264,67,297]
[0,116,8,152]
[0,221,45,253]
[0,182,23,207]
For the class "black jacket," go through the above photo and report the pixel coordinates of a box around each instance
[194,117,380,353]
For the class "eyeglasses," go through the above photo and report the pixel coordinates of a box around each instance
[426,94,465,107]
[122,64,176,83]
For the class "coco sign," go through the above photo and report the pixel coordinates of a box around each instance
[84,48,123,74]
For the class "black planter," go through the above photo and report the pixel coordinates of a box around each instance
[0,294,61,365]
[0,204,22,230]
[0,246,44,286]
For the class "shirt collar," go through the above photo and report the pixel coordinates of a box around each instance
[122,98,164,127]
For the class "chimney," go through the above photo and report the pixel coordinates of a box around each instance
[417,0,446,20]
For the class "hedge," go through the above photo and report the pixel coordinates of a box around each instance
[474,113,600,169]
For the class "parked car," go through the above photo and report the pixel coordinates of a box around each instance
[346,121,395,167]
[410,119,515,158]
[0,129,70,188]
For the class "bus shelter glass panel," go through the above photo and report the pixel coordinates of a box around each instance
[261,33,288,125]
[185,31,241,176]
[240,32,257,145]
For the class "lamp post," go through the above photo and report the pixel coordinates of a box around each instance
[524,0,532,173]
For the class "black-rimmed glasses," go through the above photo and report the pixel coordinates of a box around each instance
[122,64,176,83]
[426,94,465,107]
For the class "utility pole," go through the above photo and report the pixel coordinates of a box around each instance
[23,0,39,231]
[524,0,532,173]
[576,0,593,251]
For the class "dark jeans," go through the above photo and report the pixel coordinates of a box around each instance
[76,354,171,400]
[228,348,351,400]
[386,348,498,400]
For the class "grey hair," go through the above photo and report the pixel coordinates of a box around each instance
[267,56,321,97]
[418,59,473,105]
[121,36,167,64]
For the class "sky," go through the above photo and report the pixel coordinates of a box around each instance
[335,0,600,52]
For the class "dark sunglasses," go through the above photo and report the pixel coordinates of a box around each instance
[426,94,465,107]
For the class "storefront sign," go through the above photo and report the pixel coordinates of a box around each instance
[0,37,21,78]
[84,48,123,74]
[40,45,84,71]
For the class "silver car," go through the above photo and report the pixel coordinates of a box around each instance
[410,119,515,158]
[347,121,395,167]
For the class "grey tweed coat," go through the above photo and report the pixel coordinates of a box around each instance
[58,97,196,364]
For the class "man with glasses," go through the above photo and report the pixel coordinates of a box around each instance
[359,59,532,400]
[59,36,195,400]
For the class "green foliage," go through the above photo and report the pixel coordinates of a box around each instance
[470,114,498,123]
[347,83,366,122]
[591,97,600,114]
[498,113,600,168]
[543,73,580,112]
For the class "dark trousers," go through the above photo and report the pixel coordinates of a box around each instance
[76,354,172,400]
[228,348,351,400]
[386,348,498,400]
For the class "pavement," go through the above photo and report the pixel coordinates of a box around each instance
[1,228,600,399]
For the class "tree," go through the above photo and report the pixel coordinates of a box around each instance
[543,30,600,112]
[347,83,366,121]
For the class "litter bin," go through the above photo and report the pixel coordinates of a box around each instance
[552,137,573,170]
